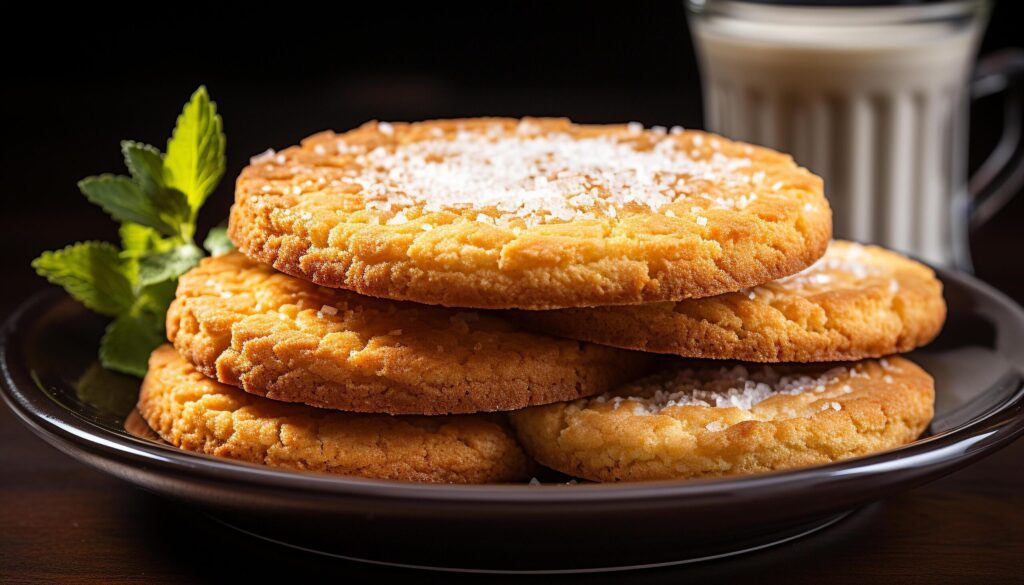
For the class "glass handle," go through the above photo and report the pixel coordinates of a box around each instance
[968,49,1024,230]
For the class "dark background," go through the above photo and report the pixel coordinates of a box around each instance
[2,2,1022,300]
[1,2,1022,583]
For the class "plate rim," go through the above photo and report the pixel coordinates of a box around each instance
[4,267,1024,505]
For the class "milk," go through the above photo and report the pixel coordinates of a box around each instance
[688,1,988,266]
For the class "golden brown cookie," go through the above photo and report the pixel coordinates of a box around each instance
[139,345,534,483]
[517,241,945,362]
[510,356,934,482]
[167,252,652,415]
[229,117,830,309]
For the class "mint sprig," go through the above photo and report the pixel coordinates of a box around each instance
[32,86,234,377]
[33,242,135,317]
[165,87,226,214]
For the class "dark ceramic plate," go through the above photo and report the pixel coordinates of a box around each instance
[3,267,1024,574]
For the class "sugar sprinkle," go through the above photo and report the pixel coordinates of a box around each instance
[339,122,757,227]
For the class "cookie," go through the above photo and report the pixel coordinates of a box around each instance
[517,241,945,362]
[139,345,534,483]
[167,252,653,415]
[510,356,934,482]
[229,117,830,309]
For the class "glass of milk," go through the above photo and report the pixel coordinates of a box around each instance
[686,0,1024,270]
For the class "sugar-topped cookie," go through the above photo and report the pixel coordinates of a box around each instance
[510,356,934,481]
[139,346,534,483]
[167,252,653,415]
[516,241,945,362]
[229,118,830,309]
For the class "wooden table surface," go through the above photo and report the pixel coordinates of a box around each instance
[0,403,1021,585]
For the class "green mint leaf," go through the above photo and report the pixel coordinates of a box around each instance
[121,141,197,241]
[165,86,226,213]
[99,313,164,377]
[119,223,172,259]
[78,174,190,238]
[119,223,177,286]
[32,242,135,317]
[202,225,235,256]
[79,174,173,234]
[134,278,178,320]
[100,280,177,377]
[137,243,204,287]
[121,141,166,196]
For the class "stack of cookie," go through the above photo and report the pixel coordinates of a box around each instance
[138,118,946,483]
